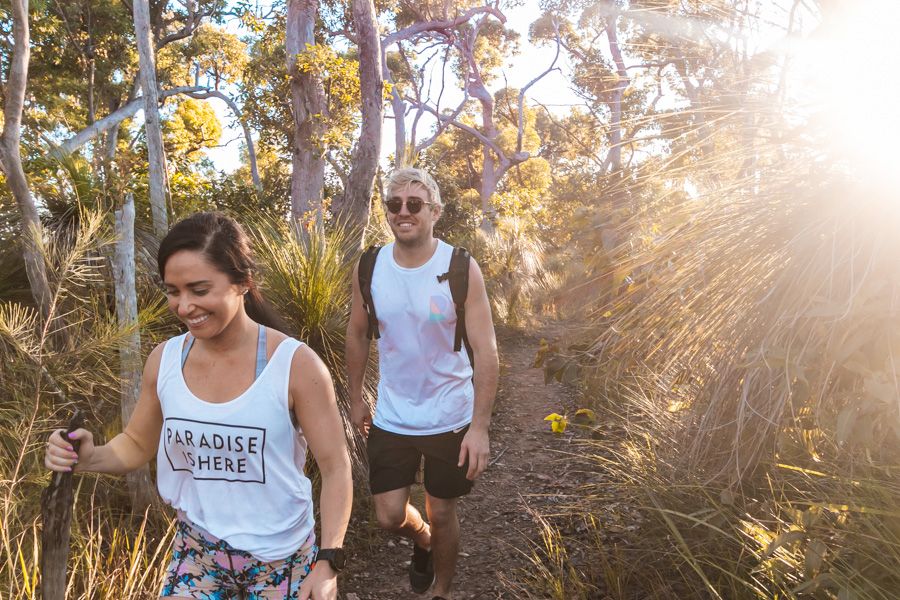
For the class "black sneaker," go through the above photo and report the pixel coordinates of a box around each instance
[409,544,434,593]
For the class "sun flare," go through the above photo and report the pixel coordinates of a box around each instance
[791,1,900,190]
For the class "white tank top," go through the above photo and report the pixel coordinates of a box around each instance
[371,240,474,435]
[155,333,315,561]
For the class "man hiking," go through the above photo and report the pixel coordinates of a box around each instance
[346,167,499,600]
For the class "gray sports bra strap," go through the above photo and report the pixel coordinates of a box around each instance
[180,335,194,369]
[255,325,267,379]
[181,324,269,379]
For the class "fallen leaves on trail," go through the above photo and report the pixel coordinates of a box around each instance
[544,412,568,433]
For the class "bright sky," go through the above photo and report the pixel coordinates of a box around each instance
[203,1,822,174]
[204,1,579,172]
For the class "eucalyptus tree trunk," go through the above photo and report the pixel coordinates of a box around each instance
[605,15,628,175]
[470,61,499,233]
[0,0,53,319]
[132,0,169,238]
[333,0,382,235]
[113,195,154,510]
[286,0,326,223]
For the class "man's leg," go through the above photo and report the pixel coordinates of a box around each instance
[425,494,460,599]
[372,486,431,549]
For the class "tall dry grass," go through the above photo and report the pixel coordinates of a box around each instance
[517,3,900,596]
[522,102,900,600]
[0,210,177,599]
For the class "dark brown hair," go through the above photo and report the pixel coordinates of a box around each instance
[157,212,290,334]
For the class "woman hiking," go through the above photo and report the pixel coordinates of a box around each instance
[44,212,352,600]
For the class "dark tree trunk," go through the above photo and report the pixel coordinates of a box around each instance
[40,410,84,600]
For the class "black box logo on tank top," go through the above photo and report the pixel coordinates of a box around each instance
[163,417,267,483]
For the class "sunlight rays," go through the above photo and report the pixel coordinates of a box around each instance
[787,0,900,194]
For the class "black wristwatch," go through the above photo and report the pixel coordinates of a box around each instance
[316,547,346,572]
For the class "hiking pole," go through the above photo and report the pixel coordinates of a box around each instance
[40,408,84,600]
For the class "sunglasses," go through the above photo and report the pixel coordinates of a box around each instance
[384,197,434,214]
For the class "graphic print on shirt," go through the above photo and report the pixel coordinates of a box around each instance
[163,417,267,483]
[429,294,452,322]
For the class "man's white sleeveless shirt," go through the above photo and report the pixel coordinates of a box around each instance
[155,334,315,561]
[371,240,475,435]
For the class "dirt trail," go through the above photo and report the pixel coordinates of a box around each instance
[341,327,579,599]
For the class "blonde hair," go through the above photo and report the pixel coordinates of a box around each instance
[385,167,442,207]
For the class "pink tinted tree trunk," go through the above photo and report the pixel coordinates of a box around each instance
[333,0,382,234]
[286,0,326,223]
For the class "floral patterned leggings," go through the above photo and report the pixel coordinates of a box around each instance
[160,520,317,600]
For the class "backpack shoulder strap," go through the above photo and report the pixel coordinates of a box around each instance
[358,245,382,340]
[437,246,473,364]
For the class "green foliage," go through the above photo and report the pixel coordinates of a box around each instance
[195,147,292,221]
[163,99,223,166]
[293,43,362,152]
[16,1,137,150]
[240,13,292,156]
[186,24,249,89]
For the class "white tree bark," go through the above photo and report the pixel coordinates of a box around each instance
[113,194,155,510]
[0,0,53,319]
[133,0,169,239]
[57,86,206,156]
[605,16,628,174]
[286,0,326,223]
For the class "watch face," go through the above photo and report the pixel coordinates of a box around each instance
[331,548,346,570]
[319,548,346,571]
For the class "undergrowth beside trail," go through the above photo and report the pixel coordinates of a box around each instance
[0,210,372,598]
[521,163,900,599]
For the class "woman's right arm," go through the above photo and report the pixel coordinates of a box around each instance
[45,342,166,475]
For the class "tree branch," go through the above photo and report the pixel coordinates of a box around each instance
[412,47,467,156]
[56,86,207,155]
[408,100,530,167]
[183,88,262,191]
[382,6,505,49]
[517,21,561,154]
[156,1,209,49]
[325,152,349,190]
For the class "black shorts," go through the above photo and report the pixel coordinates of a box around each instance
[367,424,474,499]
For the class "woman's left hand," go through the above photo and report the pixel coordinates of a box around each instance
[298,561,337,600]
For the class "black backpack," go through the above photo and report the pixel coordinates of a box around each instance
[358,245,474,366]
